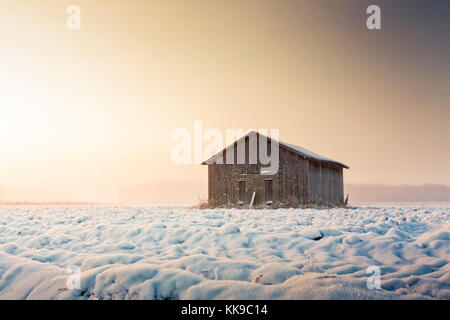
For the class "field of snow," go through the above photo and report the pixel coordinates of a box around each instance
[0,205,448,300]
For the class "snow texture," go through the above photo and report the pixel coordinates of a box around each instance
[0,205,448,299]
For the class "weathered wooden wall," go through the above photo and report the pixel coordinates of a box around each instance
[275,148,309,206]
[308,161,344,205]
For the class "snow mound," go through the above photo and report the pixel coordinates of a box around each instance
[299,227,322,240]
[220,223,240,235]
[251,263,303,285]
[182,273,421,300]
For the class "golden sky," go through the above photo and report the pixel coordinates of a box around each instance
[0,1,449,204]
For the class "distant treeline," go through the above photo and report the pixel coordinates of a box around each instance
[345,183,450,203]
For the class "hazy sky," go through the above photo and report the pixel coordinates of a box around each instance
[0,0,449,203]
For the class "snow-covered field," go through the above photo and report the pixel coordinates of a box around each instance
[0,205,448,300]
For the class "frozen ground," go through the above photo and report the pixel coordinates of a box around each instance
[0,205,448,300]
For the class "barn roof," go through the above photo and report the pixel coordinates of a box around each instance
[202,131,349,169]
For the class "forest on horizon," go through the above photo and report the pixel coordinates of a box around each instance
[345,183,450,203]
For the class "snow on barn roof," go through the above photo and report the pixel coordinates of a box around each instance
[202,131,349,169]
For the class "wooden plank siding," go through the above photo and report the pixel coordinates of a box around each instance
[306,161,344,205]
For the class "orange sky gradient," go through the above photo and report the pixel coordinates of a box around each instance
[0,1,449,204]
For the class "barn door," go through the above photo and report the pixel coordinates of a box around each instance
[265,179,273,203]
[238,180,246,203]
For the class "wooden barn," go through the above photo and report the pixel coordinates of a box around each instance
[202,131,349,208]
